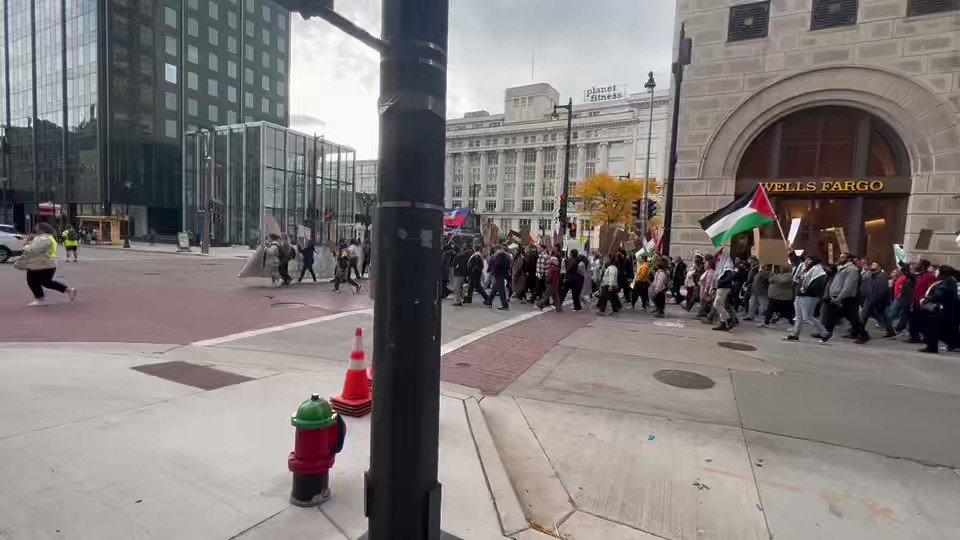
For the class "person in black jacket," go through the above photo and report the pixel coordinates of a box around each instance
[450,246,471,306]
[440,242,455,298]
[785,256,829,342]
[917,265,960,354]
[859,261,896,338]
[671,256,687,304]
[465,246,490,305]
[486,245,511,309]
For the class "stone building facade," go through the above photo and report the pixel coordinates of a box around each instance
[445,83,670,238]
[669,0,960,267]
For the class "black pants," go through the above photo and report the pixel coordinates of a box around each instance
[632,282,649,309]
[908,306,925,341]
[822,298,867,338]
[537,284,561,311]
[653,291,666,315]
[279,261,291,284]
[27,268,68,299]
[299,261,316,282]
[597,286,621,313]
[764,298,795,325]
[467,276,490,304]
[862,302,895,336]
[334,269,360,292]
[349,258,361,279]
[361,257,370,276]
[558,278,583,311]
[488,277,508,308]
[619,277,632,304]
[920,310,960,350]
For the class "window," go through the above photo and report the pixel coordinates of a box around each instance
[277,103,285,118]
[165,91,177,110]
[227,11,237,29]
[542,200,554,212]
[262,74,270,91]
[188,17,198,37]
[228,61,237,79]
[245,68,254,84]
[228,110,238,124]
[246,20,254,37]
[209,27,219,46]
[908,0,960,15]
[245,92,253,108]
[262,97,270,113]
[188,98,198,116]
[542,182,555,197]
[208,78,218,97]
[245,44,254,61]
[208,2,218,20]
[485,200,497,212]
[187,71,198,90]
[278,13,286,30]
[164,63,177,83]
[523,183,535,197]
[263,4,271,22]
[228,36,237,54]
[228,85,237,103]
[208,53,218,72]
[164,6,177,28]
[188,0,198,9]
[485,184,497,197]
[812,0,857,30]
[277,81,285,96]
[262,51,271,69]
[208,104,218,122]
[277,59,285,74]
[452,185,463,197]
[246,0,254,13]
[539,219,551,232]
[187,45,198,64]
[278,37,286,53]
[262,28,271,46]
[164,36,177,56]
[451,200,462,209]
[503,200,514,212]
[165,119,178,139]
[728,1,770,42]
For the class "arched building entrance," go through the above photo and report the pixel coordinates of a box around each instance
[735,106,911,266]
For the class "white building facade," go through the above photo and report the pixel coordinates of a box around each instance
[357,159,378,194]
[445,83,670,238]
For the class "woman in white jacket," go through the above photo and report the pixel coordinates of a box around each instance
[15,223,77,306]
[596,256,621,315]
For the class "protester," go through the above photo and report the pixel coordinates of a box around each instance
[348,239,362,280]
[632,256,651,311]
[917,265,960,353]
[685,254,704,312]
[361,238,372,276]
[712,255,737,331]
[451,245,470,306]
[671,256,687,304]
[511,248,527,302]
[524,245,538,301]
[859,261,896,338]
[298,238,318,283]
[536,253,561,312]
[763,265,795,328]
[744,263,771,321]
[616,249,634,306]
[596,256,621,315]
[890,263,914,333]
[578,252,593,307]
[697,259,716,319]
[906,259,936,344]
[15,223,77,306]
[785,255,829,342]
[465,245,490,305]
[485,245,510,310]
[534,245,550,302]
[822,252,869,344]
[650,260,669,318]
[277,234,295,286]
[263,235,282,287]
[440,242,455,298]
[333,247,361,294]
[558,249,584,311]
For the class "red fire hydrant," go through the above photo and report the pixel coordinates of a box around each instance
[288,393,346,506]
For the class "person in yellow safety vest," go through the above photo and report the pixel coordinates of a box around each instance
[61,225,80,262]
[14,223,77,306]
[632,256,652,311]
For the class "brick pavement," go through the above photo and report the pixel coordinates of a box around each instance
[440,309,595,394]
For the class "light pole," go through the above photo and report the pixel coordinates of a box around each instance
[641,72,655,240]
[552,98,573,235]
[662,23,693,256]
[201,128,213,255]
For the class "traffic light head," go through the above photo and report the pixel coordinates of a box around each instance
[633,199,643,220]
[647,199,657,220]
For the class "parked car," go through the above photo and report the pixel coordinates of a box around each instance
[0,230,24,263]
[0,224,21,236]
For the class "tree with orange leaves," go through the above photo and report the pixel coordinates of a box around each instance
[571,173,653,229]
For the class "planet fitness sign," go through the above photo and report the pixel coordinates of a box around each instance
[584,84,625,104]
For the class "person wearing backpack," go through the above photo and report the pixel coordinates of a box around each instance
[61,225,80,263]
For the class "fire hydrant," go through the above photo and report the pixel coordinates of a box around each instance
[288,393,346,507]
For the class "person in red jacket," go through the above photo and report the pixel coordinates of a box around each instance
[907,259,936,343]
[535,254,561,312]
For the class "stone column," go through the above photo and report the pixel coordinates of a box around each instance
[534,147,544,212]
[496,150,505,212]
[576,145,586,181]
[444,154,454,207]
[478,152,488,211]
[598,142,609,174]
[513,148,523,210]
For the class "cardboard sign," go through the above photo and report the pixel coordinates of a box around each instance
[834,227,849,255]
[827,243,834,265]
[756,238,789,266]
[177,232,191,252]
[264,215,282,237]
[915,228,933,251]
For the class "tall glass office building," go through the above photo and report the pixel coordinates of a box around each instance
[0,0,291,235]
[183,122,356,246]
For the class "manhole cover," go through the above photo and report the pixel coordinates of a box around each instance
[718,341,757,352]
[270,301,307,309]
[654,369,715,390]
[455,362,471,368]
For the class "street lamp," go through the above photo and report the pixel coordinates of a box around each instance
[662,23,693,256]
[641,71,655,239]
[552,98,573,235]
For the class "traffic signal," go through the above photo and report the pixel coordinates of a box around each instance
[632,199,643,221]
[647,199,657,220]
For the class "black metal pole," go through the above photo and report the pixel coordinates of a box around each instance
[661,23,691,256]
[558,98,572,233]
[366,0,449,538]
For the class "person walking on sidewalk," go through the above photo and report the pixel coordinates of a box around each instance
[632,256,651,311]
[61,224,80,263]
[860,261,896,338]
[784,255,830,342]
[890,264,913,334]
[762,265,796,328]
[822,252,869,344]
[712,256,737,331]
[906,259,936,344]
[485,246,511,310]
[596,256,621,315]
[465,245,490,305]
[671,256,687,304]
[15,223,77,306]
[650,260,669,318]
[348,239,362,280]
[511,247,527,302]
[277,235,295,286]
[450,245,470,306]
[298,238,318,283]
[333,248,361,294]
[536,254,562,312]
[917,265,960,354]
[361,238,372,277]
[744,263,770,321]
[557,249,584,311]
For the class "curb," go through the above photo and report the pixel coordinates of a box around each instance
[84,244,249,258]
[464,396,530,537]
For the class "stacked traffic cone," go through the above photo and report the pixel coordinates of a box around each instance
[330,328,372,417]
[367,345,374,392]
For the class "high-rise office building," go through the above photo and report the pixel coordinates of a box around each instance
[0,0,291,235]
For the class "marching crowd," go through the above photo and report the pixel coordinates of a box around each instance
[440,240,960,355]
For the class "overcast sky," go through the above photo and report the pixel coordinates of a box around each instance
[289,0,676,159]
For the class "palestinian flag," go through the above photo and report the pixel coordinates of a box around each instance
[699,185,777,247]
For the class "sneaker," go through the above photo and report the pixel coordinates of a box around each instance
[498,305,509,310]
[919,347,938,354]
[27,299,46,307]
[841,334,857,340]
[655,313,665,318]
[757,323,768,328]
[743,317,754,322]
[854,336,870,345]
[782,335,798,341]
[452,303,463,307]
[882,332,897,339]
[67,288,77,302]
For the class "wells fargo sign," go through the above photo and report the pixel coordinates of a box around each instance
[761,180,886,194]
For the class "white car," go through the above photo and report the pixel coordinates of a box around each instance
[0,230,24,263]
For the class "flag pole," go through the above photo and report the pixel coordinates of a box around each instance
[758,184,789,250]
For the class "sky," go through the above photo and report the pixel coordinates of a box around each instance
[289,0,677,159]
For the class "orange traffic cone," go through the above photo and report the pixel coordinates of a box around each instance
[331,328,372,417]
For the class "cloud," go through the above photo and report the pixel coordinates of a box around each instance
[289,113,327,129]
[290,0,676,158]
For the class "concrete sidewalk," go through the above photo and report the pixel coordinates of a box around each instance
[0,343,536,540]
